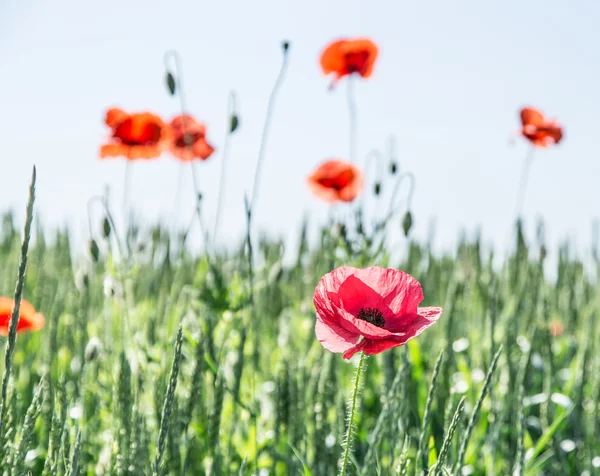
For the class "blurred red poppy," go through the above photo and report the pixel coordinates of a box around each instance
[169,115,215,161]
[549,319,564,337]
[320,38,378,87]
[0,297,45,336]
[307,160,363,203]
[314,266,442,360]
[520,107,563,148]
[100,108,167,160]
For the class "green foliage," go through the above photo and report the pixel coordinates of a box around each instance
[0,186,597,474]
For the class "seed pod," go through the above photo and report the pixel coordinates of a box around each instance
[102,217,111,238]
[402,211,413,237]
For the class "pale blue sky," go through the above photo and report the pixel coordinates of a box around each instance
[1,0,599,256]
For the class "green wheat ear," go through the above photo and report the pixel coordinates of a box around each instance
[0,166,36,443]
[153,325,184,476]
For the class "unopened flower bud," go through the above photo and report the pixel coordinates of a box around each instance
[102,217,111,238]
[402,211,413,237]
[165,71,176,95]
[282,40,290,52]
[230,114,239,133]
[390,162,398,175]
[373,182,382,196]
[89,239,100,263]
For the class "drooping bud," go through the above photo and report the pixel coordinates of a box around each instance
[89,239,100,262]
[165,71,176,95]
[374,182,382,196]
[102,217,111,238]
[230,114,239,133]
[402,211,413,237]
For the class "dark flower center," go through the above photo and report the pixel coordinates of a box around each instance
[356,307,385,328]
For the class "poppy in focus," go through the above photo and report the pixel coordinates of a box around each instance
[314,266,442,360]
[169,115,215,161]
[520,107,563,148]
[100,108,167,160]
[0,297,45,336]
[307,160,363,203]
[320,38,378,88]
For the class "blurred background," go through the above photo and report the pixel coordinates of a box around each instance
[1,0,599,257]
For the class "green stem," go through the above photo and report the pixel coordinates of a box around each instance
[340,351,366,476]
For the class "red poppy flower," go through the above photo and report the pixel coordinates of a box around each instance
[320,38,378,87]
[169,115,215,161]
[100,108,168,160]
[0,297,45,336]
[314,266,442,360]
[520,107,563,148]
[307,160,363,203]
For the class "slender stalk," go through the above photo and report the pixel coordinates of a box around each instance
[515,147,535,217]
[123,160,132,223]
[339,351,366,476]
[213,91,238,242]
[164,50,209,245]
[417,349,445,473]
[0,166,36,442]
[347,75,357,164]
[249,42,290,213]
[455,346,503,473]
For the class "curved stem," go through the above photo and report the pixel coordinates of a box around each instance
[385,171,416,222]
[515,147,535,218]
[164,50,209,247]
[347,75,357,164]
[340,351,366,476]
[249,45,290,214]
[213,91,237,242]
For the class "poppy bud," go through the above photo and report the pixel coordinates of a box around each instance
[85,337,103,362]
[89,239,100,263]
[282,41,290,52]
[374,182,382,196]
[102,217,111,238]
[230,114,239,133]
[402,211,413,237]
[390,162,398,175]
[166,71,176,95]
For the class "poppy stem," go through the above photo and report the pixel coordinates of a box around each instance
[123,160,132,226]
[213,91,238,242]
[515,147,535,218]
[339,351,366,476]
[249,42,290,214]
[384,171,416,222]
[347,75,357,164]
[164,50,210,248]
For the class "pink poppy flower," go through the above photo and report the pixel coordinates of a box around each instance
[313,266,442,360]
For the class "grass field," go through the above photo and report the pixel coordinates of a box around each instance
[0,165,596,475]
